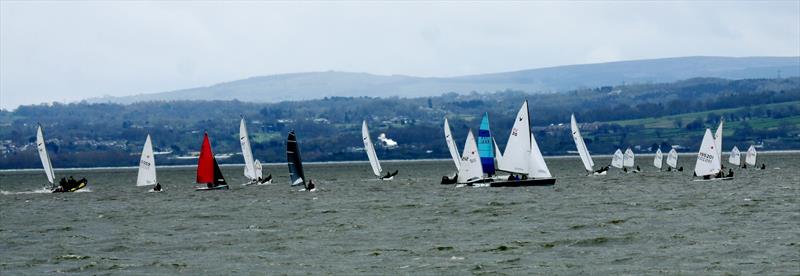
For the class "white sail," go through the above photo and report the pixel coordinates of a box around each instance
[528,133,552,177]
[666,148,678,169]
[36,125,55,186]
[498,101,532,174]
[570,114,594,172]
[493,138,504,169]
[728,146,741,166]
[136,134,157,186]
[254,159,263,179]
[362,120,382,177]
[457,130,483,183]
[745,145,757,166]
[714,120,724,159]
[623,148,635,168]
[653,148,663,169]
[611,149,624,168]
[240,118,256,180]
[694,128,720,176]
[443,118,461,170]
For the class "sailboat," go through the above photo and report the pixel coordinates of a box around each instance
[362,120,398,180]
[666,148,681,172]
[745,145,757,168]
[287,130,315,191]
[653,148,663,170]
[728,146,741,166]
[136,134,159,191]
[491,100,556,187]
[441,118,461,184]
[195,132,229,190]
[693,128,731,181]
[37,124,86,193]
[623,148,638,172]
[240,117,271,185]
[611,149,624,170]
[571,114,603,175]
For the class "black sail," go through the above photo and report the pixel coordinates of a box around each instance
[286,131,306,186]
[212,158,227,186]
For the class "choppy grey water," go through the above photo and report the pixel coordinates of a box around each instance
[1,154,798,274]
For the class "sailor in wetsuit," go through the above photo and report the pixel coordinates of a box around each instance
[154,182,162,191]
[761,164,766,170]
[306,179,316,191]
[66,176,77,190]
[727,169,734,178]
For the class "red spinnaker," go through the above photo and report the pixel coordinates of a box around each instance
[197,133,215,183]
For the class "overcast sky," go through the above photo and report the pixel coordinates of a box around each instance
[1,1,798,109]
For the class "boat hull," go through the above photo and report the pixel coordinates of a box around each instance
[489,178,556,187]
[195,184,230,191]
[692,177,734,182]
[52,180,87,193]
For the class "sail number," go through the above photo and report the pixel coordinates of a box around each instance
[698,152,714,163]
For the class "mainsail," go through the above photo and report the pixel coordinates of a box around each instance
[287,131,306,186]
[197,132,227,186]
[653,148,663,169]
[666,148,678,169]
[498,101,532,174]
[477,113,496,176]
[623,148,635,168]
[240,117,257,181]
[745,145,757,166]
[728,146,741,166]
[457,130,483,183]
[611,149,624,169]
[36,124,56,188]
[443,118,461,170]
[570,114,594,172]
[362,120,383,177]
[694,129,720,177]
[136,134,157,186]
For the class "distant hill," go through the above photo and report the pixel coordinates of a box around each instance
[89,56,799,104]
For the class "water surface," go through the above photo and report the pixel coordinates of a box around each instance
[1,154,798,274]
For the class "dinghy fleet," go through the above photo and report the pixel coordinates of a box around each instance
[33,100,766,193]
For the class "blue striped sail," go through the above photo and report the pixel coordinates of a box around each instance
[477,113,495,176]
